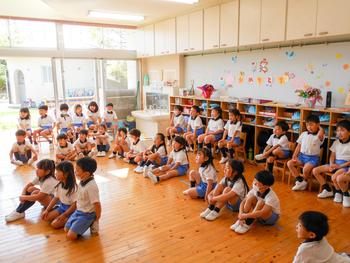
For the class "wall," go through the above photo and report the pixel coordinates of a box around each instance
[184,42,350,107]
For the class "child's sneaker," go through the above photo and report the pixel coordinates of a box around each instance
[317,189,333,199]
[143,166,150,178]
[219,157,228,164]
[88,150,96,157]
[11,160,24,166]
[292,180,308,191]
[230,220,241,231]
[205,210,219,221]
[200,208,212,218]
[188,146,194,152]
[100,151,106,157]
[5,210,25,222]
[255,154,265,161]
[235,222,252,234]
[123,158,130,163]
[27,158,35,166]
[96,151,102,157]
[333,192,343,203]
[147,171,159,184]
[108,152,116,159]
[134,166,143,173]
[343,195,350,208]
[90,221,99,235]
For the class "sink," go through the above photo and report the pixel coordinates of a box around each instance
[131,110,170,121]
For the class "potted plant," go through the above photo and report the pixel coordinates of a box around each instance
[295,86,323,108]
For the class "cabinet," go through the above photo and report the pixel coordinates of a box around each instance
[176,15,189,53]
[204,5,220,50]
[189,10,203,52]
[220,0,239,48]
[136,25,154,57]
[239,0,261,46]
[155,18,176,56]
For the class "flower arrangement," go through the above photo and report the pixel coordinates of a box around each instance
[197,84,215,99]
[295,86,323,108]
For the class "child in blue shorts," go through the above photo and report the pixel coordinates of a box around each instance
[183,147,217,200]
[201,159,249,222]
[32,105,54,150]
[56,103,75,143]
[218,109,243,164]
[86,101,101,132]
[42,161,77,229]
[233,170,280,234]
[147,136,189,184]
[65,157,101,240]
[184,105,204,152]
[166,105,186,147]
[72,104,86,140]
[255,120,291,174]
[288,115,325,191]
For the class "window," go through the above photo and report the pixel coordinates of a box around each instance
[0,19,10,47]
[102,28,136,50]
[41,66,52,83]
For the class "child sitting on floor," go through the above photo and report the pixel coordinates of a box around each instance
[123,128,146,165]
[32,105,55,150]
[293,211,350,263]
[86,101,101,132]
[17,107,32,144]
[42,161,77,229]
[103,103,118,131]
[95,124,111,157]
[72,104,86,140]
[166,105,186,147]
[108,127,131,159]
[147,136,189,184]
[56,133,76,163]
[10,129,38,166]
[5,159,57,222]
[255,120,291,174]
[232,170,280,234]
[183,105,204,152]
[200,159,249,221]
[74,129,95,158]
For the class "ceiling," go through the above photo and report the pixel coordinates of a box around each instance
[0,0,226,27]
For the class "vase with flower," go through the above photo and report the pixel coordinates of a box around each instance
[295,86,323,108]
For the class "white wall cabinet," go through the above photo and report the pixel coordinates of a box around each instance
[189,10,203,52]
[260,0,286,43]
[239,0,261,46]
[220,0,239,48]
[176,15,189,53]
[155,18,176,56]
[204,5,220,50]
[136,25,154,58]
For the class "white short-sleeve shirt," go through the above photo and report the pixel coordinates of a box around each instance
[103,110,118,123]
[74,138,92,149]
[76,178,100,213]
[32,176,58,195]
[54,183,78,205]
[18,118,31,130]
[207,118,224,132]
[266,134,290,151]
[220,177,247,200]
[72,113,85,126]
[330,139,350,161]
[224,120,242,138]
[130,140,146,154]
[188,116,203,130]
[199,164,217,183]
[169,150,189,165]
[56,113,72,129]
[12,141,33,154]
[38,115,54,129]
[174,114,186,129]
[87,110,100,122]
[56,142,74,156]
[151,145,167,158]
[247,188,281,214]
[297,131,324,156]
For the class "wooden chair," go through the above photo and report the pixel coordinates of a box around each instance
[234,132,247,163]
[273,142,296,183]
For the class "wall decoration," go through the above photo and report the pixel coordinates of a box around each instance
[231,55,238,63]
[248,76,254,85]
[285,51,295,59]
[259,58,269,73]
[337,87,345,94]
[291,77,307,90]
[238,71,245,84]
[335,53,343,59]
[342,64,349,70]
[256,77,263,86]
[251,62,257,74]
[325,81,331,87]
[266,77,273,88]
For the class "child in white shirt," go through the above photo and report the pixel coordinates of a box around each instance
[74,129,95,158]
[56,103,74,143]
[108,127,131,159]
[166,105,186,146]
[123,128,146,165]
[95,124,111,157]
[103,102,118,131]
[56,133,76,163]
[10,129,38,166]
[17,107,32,144]
[86,101,101,132]
[72,104,86,139]
[32,105,55,149]
[184,105,204,152]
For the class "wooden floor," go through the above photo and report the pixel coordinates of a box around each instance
[0,132,349,263]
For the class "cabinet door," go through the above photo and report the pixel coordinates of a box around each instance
[164,18,176,55]
[317,0,350,37]
[286,0,317,40]
[154,21,165,56]
[220,0,239,48]
[136,27,145,58]
[176,14,189,53]
[189,10,203,52]
[204,5,220,50]
[144,24,154,57]
[239,0,261,46]
[260,0,286,43]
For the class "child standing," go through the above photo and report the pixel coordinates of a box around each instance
[10,129,38,166]
[5,159,57,222]
[17,107,32,144]
[200,159,249,221]
[293,211,350,263]
[288,115,325,191]
[255,121,291,174]
[32,105,55,149]
[86,101,101,132]
[103,103,118,130]
[65,157,101,240]
[42,161,77,229]
[95,124,111,157]
[218,109,243,164]
[197,107,224,151]
[166,105,186,146]
[56,133,76,163]
[183,147,217,200]
[123,128,146,165]
[147,136,189,184]
[72,104,86,139]
[74,129,95,158]
[233,170,280,234]
[183,105,204,152]
[56,103,74,143]
[108,127,131,159]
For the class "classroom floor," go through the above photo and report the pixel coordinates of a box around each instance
[0,132,349,263]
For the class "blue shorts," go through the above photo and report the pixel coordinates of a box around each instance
[226,136,241,145]
[65,210,96,236]
[41,126,52,131]
[60,128,69,134]
[55,201,71,214]
[14,151,31,163]
[106,122,112,128]
[298,152,320,167]
[226,198,242,212]
[190,127,204,137]
[328,159,350,172]
[73,123,83,128]
[87,121,95,128]
[159,156,168,166]
[26,128,32,132]
[176,127,185,133]
[258,211,280,225]
[170,164,189,176]
[279,150,291,159]
[196,181,217,198]
[213,133,223,142]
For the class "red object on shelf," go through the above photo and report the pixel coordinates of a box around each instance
[197,84,215,99]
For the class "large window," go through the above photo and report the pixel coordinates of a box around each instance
[0,20,10,47]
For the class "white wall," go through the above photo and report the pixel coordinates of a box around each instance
[184,42,350,107]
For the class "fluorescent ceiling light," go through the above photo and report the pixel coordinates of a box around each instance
[165,0,199,4]
[88,10,144,21]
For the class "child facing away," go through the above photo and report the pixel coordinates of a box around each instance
[42,161,77,229]
[147,136,189,184]
[56,103,74,143]
[86,101,101,132]
[17,107,32,144]
[288,115,325,191]
[183,105,204,152]
[94,124,111,157]
[103,103,118,131]
[108,127,131,159]
[32,105,55,150]
[65,157,101,240]
[197,106,224,151]
[56,133,76,163]
[166,105,186,147]
[123,128,146,165]
[134,133,168,174]
[232,170,280,234]
[72,104,86,139]
[5,159,58,222]
[10,129,38,166]
[313,120,350,207]
[255,120,291,174]
[183,147,217,201]
[218,109,243,164]
[293,211,350,263]
[200,159,249,221]
[74,129,96,158]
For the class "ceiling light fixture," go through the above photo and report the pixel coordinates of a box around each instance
[164,0,199,4]
[88,10,144,21]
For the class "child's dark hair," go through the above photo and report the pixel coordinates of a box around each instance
[174,136,189,161]
[56,161,77,196]
[74,104,83,114]
[153,133,167,155]
[336,119,350,131]
[38,105,48,111]
[79,129,89,135]
[276,120,289,132]
[229,108,241,118]
[37,159,55,182]
[174,105,184,112]
[57,133,68,141]
[106,103,114,107]
[118,127,128,135]
[212,106,222,119]
[60,103,69,111]
[306,114,320,124]
[99,123,107,130]
[129,128,141,138]
[76,157,97,175]
[199,147,215,170]
[88,101,99,113]
[15,129,26,137]
[255,170,274,186]
[299,211,329,241]
[20,107,30,119]
[227,159,249,193]
[191,105,201,113]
